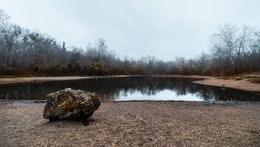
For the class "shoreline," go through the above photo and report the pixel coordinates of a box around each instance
[1,101,259,146]
[0,75,135,85]
[0,75,206,85]
[194,77,260,93]
[0,75,259,92]
[1,76,259,146]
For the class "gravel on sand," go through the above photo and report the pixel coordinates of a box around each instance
[1,101,260,146]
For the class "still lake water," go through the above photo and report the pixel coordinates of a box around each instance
[0,77,259,102]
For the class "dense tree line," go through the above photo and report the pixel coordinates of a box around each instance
[0,9,259,76]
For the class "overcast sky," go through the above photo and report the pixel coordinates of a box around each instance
[1,0,260,60]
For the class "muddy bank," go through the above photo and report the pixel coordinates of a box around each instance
[1,101,259,146]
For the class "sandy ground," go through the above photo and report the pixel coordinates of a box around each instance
[1,101,260,147]
[0,75,205,85]
[0,75,134,85]
[194,77,260,92]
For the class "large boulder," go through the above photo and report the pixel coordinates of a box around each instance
[43,88,101,121]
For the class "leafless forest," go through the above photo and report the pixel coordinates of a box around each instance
[0,9,259,76]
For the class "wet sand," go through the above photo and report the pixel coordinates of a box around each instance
[1,101,260,146]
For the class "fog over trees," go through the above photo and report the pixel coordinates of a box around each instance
[0,9,259,76]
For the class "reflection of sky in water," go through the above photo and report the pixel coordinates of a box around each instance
[0,77,259,102]
[116,89,204,101]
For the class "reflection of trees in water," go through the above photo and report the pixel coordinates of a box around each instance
[0,77,259,102]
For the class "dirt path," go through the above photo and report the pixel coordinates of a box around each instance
[1,101,259,146]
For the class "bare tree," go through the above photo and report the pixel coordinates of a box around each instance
[1,9,260,76]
